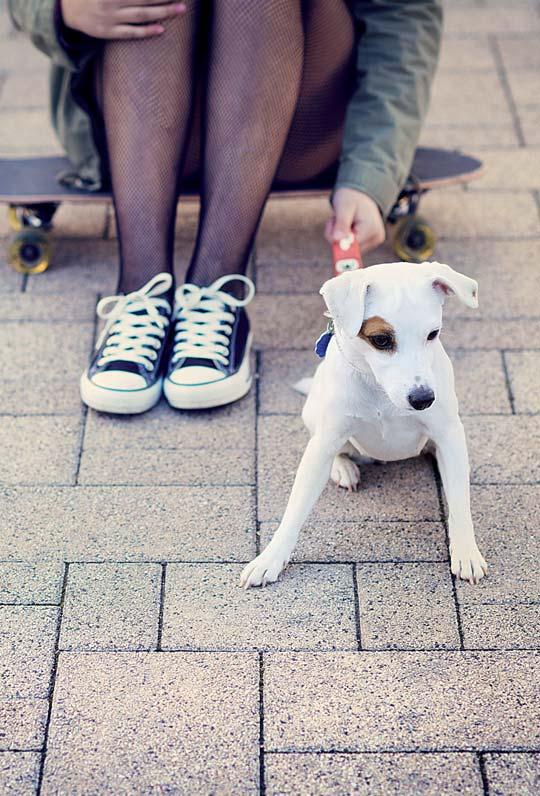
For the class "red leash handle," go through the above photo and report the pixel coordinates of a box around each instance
[332,235,364,277]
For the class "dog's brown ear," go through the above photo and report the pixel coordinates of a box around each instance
[426,262,479,308]
[320,271,369,337]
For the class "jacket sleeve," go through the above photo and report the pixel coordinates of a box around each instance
[335,0,443,217]
[7,0,97,71]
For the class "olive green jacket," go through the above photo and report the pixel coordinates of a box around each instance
[7,0,442,216]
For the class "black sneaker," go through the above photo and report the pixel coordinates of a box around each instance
[80,273,173,414]
[164,274,255,409]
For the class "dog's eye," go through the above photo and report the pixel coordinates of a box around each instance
[427,329,440,341]
[369,334,394,351]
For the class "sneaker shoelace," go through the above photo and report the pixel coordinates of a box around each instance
[95,273,173,372]
[171,274,255,368]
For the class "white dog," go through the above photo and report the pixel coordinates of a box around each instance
[240,261,488,588]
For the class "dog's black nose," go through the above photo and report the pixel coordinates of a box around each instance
[408,386,435,410]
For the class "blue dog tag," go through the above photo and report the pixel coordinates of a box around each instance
[315,320,334,358]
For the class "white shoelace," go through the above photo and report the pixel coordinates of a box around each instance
[170,274,255,368]
[95,273,173,371]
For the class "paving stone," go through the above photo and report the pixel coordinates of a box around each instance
[259,350,317,415]
[260,520,448,563]
[505,70,539,108]
[419,123,519,150]
[0,562,63,604]
[264,651,540,751]
[454,485,540,605]
[24,240,117,295]
[0,753,41,795]
[426,72,510,127]
[84,391,255,451]
[452,350,511,415]
[520,107,540,147]
[444,6,540,35]
[0,321,93,412]
[468,149,540,190]
[438,36,494,72]
[1,36,50,74]
[78,446,254,486]
[252,293,337,350]
[505,351,540,413]
[0,70,49,109]
[464,416,540,483]
[0,293,96,323]
[421,191,540,238]
[0,109,61,156]
[460,604,540,650]
[0,486,256,562]
[0,699,48,749]
[257,415,440,523]
[484,752,540,796]
[498,34,540,70]
[42,653,259,794]
[162,563,357,651]
[0,606,57,698]
[0,416,81,485]
[356,563,459,650]
[60,563,161,651]
[51,203,108,239]
[265,752,483,796]
[442,317,540,350]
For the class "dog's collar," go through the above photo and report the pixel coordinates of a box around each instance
[315,319,334,358]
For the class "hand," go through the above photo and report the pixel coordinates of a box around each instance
[60,0,186,40]
[325,187,386,252]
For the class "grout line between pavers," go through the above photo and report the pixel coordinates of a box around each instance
[258,652,266,796]
[500,351,516,414]
[36,562,69,795]
[73,301,99,485]
[488,35,526,147]
[265,747,540,755]
[156,562,167,652]
[351,564,362,651]
[42,646,540,654]
[478,751,491,796]
[430,457,465,651]
[255,349,262,557]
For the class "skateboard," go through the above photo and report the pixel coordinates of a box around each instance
[0,147,482,275]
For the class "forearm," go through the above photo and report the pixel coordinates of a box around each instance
[336,0,443,217]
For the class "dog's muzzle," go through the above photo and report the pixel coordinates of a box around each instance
[408,386,435,410]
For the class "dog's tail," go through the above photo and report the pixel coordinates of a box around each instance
[292,376,313,396]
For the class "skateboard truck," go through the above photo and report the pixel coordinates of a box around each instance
[332,234,364,277]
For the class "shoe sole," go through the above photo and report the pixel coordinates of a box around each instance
[164,334,252,410]
[80,372,163,415]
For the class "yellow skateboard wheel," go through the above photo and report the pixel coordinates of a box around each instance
[8,229,51,275]
[7,205,23,232]
[392,216,436,262]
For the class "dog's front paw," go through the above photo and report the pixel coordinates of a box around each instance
[239,549,289,589]
[331,455,360,492]
[450,543,488,585]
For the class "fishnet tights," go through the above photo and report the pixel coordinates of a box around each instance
[98,0,355,294]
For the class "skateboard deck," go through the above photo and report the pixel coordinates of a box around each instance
[1,147,482,274]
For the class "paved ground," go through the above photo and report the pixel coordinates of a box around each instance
[1,0,540,794]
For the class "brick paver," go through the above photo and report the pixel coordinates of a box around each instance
[1,0,539,793]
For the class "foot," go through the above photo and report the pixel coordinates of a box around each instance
[239,546,290,588]
[80,273,172,414]
[164,274,255,410]
[331,454,360,491]
[450,542,488,585]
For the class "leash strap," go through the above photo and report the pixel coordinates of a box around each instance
[331,234,364,277]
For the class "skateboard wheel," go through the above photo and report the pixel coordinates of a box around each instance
[8,229,51,275]
[392,216,436,263]
[7,206,23,232]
